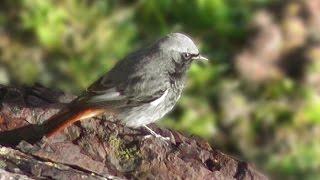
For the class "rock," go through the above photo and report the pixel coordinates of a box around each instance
[0,84,267,179]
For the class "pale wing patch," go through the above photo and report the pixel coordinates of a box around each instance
[150,89,168,106]
[87,87,124,103]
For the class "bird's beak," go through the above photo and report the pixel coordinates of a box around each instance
[193,54,209,62]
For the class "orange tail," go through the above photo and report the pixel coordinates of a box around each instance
[44,108,105,137]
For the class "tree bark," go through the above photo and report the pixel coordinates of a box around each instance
[0,84,267,180]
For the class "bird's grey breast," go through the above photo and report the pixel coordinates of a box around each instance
[118,87,181,128]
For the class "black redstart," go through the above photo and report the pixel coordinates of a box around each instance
[44,33,208,140]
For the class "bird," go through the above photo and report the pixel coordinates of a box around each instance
[42,33,208,141]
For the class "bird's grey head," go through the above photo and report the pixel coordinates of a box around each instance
[154,33,208,75]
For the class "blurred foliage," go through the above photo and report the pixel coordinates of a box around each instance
[1,0,320,179]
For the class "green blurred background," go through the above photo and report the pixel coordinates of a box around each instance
[1,0,320,179]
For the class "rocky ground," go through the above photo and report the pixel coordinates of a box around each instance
[0,84,267,179]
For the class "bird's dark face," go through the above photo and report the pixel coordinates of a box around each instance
[156,33,208,76]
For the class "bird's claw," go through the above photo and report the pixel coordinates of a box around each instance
[143,134,170,141]
[143,134,170,145]
[142,125,171,144]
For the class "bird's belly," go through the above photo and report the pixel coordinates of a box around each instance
[117,95,177,128]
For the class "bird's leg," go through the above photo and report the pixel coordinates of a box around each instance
[142,125,170,142]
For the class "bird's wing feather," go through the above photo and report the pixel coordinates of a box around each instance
[72,48,169,108]
[73,72,169,108]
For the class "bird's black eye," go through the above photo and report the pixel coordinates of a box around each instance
[182,52,192,60]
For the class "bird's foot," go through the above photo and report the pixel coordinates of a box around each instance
[142,125,171,144]
[143,134,171,141]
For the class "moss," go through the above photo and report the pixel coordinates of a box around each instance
[0,160,6,169]
[0,147,9,155]
[108,135,141,172]
[11,106,22,115]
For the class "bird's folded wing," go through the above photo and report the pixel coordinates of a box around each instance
[72,75,168,109]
